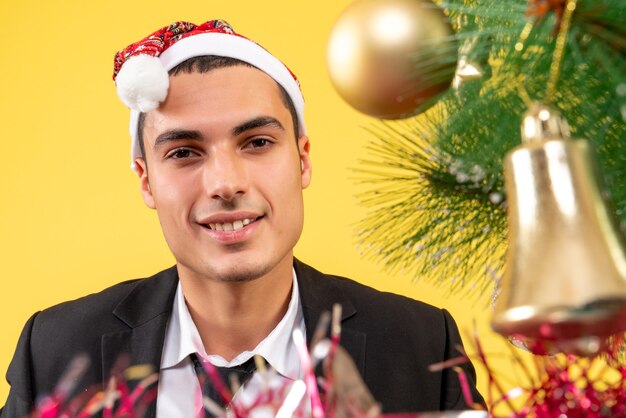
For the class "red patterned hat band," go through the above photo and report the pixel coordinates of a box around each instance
[112,20,306,171]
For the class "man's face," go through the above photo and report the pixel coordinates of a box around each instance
[135,65,311,282]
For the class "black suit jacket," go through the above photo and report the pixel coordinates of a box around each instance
[2,260,483,417]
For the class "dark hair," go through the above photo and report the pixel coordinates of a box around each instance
[136,55,300,159]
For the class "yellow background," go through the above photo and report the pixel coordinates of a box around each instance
[0,0,515,406]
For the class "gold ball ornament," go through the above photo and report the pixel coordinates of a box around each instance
[327,0,457,119]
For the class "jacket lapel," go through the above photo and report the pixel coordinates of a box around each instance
[102,267,179,418]
[294,259,367,376]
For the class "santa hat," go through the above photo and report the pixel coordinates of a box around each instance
[113,20,306,171]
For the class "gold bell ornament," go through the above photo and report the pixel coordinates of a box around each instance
[492,103,626,356]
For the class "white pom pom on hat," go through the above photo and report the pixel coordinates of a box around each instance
[115,55,169,112]
[112,20,306,172]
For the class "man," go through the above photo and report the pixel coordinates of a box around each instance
[2,20,483,417]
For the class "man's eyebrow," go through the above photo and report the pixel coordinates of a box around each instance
[153,130,203,150]
[232,116,285,137]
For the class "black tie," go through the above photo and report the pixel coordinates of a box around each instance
[190,353,258,417]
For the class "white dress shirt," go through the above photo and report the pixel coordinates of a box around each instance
[156,270,305,417]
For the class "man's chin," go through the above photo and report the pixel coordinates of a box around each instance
[198,261,274,283]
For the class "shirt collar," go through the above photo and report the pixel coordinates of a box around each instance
[160,269,303,380]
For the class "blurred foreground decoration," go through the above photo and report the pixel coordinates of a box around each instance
[465,331,626,417]
[350,0,626,299]
[32,355,158,418]
[32,321,626,417]
[30,306,486,418]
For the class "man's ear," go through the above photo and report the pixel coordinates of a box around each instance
[135,158,156,209]
[298,135,312,189]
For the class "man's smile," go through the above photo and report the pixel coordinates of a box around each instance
[195,212,265,243]
[206,217,259,231]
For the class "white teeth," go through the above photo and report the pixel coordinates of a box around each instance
[208,218,255,231]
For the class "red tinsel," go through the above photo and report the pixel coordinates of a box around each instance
[465,329,626,417]
[30,309,626,418]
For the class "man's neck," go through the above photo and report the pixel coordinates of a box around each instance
[176,256,294,361]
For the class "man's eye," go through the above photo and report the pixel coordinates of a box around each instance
[168,148,194,159]
[248,138,271,148]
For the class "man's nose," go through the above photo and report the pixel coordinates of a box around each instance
[203,150,248,201]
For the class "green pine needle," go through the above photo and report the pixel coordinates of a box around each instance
[356,0,626,300]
